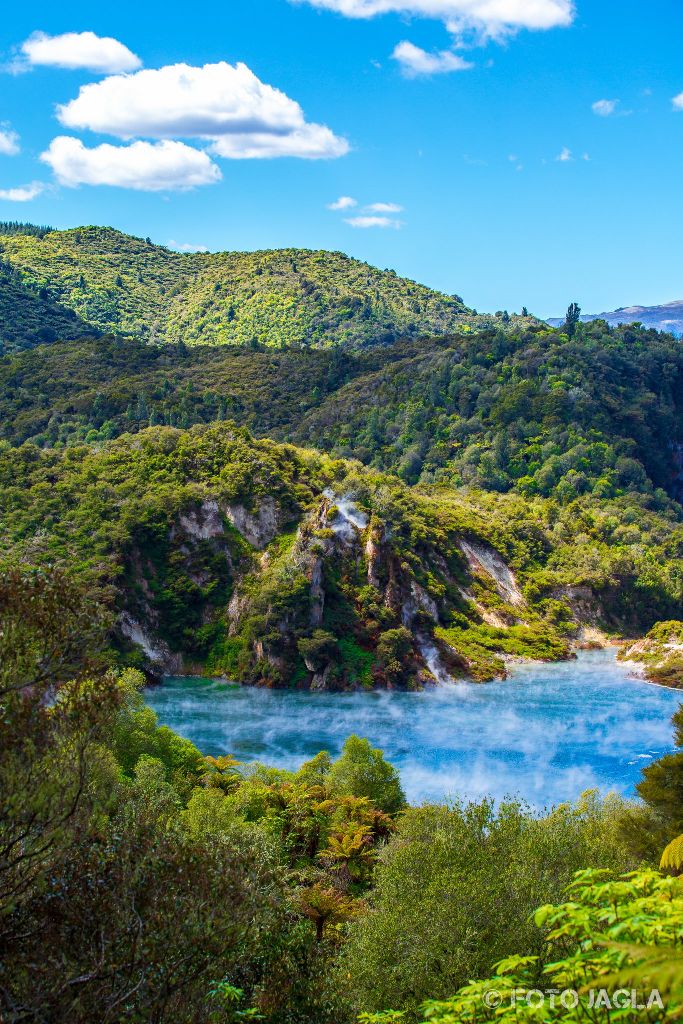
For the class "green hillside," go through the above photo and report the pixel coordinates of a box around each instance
[2,320,681,508]
[1,422,681,688]
[0,225,530,352]
[0,258,92,350]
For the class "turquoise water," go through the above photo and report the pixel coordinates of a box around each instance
[145,649,683,807]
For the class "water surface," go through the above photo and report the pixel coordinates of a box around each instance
[145,650,682,807]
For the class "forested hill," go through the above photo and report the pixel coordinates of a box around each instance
[3,320,682,508]
[0,224,531,353]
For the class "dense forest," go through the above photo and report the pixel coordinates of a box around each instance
[0,225,529,353]
[2,567,683,1021]
[2,319,682,501]
[2,223,683,1021]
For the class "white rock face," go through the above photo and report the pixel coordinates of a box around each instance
[402,580,439,626]
[225,497,279,549]
[119,612,183,673]
[178,499,224,540]
[458,539,525,607]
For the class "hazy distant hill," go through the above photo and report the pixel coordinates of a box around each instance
[0,225,530,353]
[548,300,683,336]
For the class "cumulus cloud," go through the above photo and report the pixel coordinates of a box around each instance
[392,41,473,76]
[0,181,46,201]
[345,214,402,228]
[292,0,575,41]
[328,195,357,210]
[592,98,618,117]
[210,124,348,159]
[364,201,403,212]
[673,92,683,111]
[56,61,348,159]
[0,128,20,156]
[40,137,222,191]
[555,146,573,162]
[20,30,141,74]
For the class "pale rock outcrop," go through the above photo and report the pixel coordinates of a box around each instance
[119,612,183,674]
[365,523,384,589]
[310,556,325,627]
[458,539,525,608]
[225,497,279,549]
[550,584,603,624]
[402,580,439,627]
[177,499,225,540]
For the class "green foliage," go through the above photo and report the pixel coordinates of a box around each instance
[337,637,376,688]
[660,833,683,873]
[635,706,683,840]
[1,420,680,687]
[375,627,414,684]
[2,320,681,522]
[340,792,634,1019]
[435,622,571,682]
[0,221,53,237]
[564,300,581,338]
[327,736,407,815]
[0,566,364,1023]
[414,869,683,1023]
[0,566,120,918]
[0,257,90,353]
[0,226,523,353]
[112,672,207,798]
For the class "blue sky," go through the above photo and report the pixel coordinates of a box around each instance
[0,0,681,318]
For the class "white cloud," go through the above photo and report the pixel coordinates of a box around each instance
[592,98,618,117]
[365,201,403,212]
[40,137,221,191]
[56,61,348,159]
[673,92,683,111]
[556,146,573,162]
[210,123,348,159]
[20,31,141,74]
[392,41,473,76]
[0,181,46,201]
[328,195,357,210]
[345,214,402,228]
[293,0,575,41]
[0,128,20,156]
[168,240,209,252]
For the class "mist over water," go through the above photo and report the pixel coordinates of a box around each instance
[145,650,682,807]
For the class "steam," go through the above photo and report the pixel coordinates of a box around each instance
[323,488,368,541]
[147,651,681,810]
[418,640,460,686]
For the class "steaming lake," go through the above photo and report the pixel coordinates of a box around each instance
[145,649,682,807]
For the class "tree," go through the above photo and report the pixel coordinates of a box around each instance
[339,794,632,1017]
[630,706,683,853]
[0,568,118,918]
[328,735,406,815]
[296,883,361,942]
[661,833,683,874]
[564,301,581,338]
[413,869,683,1024]
[375,627,413,684]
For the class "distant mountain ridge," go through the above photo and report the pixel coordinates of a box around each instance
[548,300,683,337]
